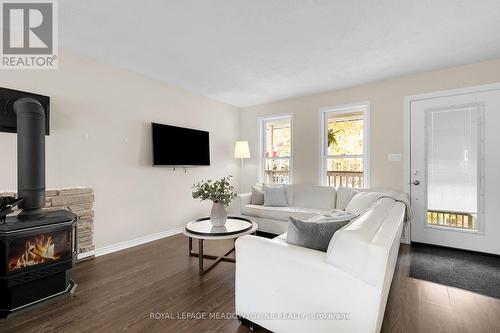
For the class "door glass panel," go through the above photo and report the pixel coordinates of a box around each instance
[426,105,480,230]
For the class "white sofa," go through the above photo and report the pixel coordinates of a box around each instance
[236,185,360,234]
[235,191,406,333]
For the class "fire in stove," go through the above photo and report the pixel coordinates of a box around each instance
[7,229,70,273]
[9,235,59,271]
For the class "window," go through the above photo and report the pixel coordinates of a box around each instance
[425,105,481,230]
[320,103,369,188]
[260,115,292,184]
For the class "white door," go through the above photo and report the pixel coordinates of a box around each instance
[409,86,500,254]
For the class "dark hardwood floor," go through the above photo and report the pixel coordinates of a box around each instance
[1,234,499,333]
[382,245,500,333]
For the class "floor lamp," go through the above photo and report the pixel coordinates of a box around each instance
[234,141,251,167]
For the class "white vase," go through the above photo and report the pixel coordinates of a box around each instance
[210,202,227,227]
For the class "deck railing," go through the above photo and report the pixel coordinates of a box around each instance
[327,171,363,188]
[265,170,363,188]
[264,170,289,184]
[427,210,476,230]
[264,170,364,188]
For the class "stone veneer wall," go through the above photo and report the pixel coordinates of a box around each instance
[0,187,95,260]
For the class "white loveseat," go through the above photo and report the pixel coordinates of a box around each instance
[235,187,406,333]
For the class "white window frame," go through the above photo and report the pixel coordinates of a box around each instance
[258,114,293,184]
[319,102,370,188]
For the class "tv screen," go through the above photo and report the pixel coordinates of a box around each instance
[152,123,210,166]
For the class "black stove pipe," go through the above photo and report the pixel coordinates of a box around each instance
[13,97,46,216]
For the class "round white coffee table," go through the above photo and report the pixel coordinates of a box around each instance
[183,216,257,276]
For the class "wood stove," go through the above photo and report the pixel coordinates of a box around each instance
[0,94,77,318]
[0,212,77,318]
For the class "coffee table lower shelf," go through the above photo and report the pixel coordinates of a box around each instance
[188,237,236,276]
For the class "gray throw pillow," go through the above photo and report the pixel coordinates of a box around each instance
[251,185,264,205]
[286,217,350,252]
[263,185,287,207]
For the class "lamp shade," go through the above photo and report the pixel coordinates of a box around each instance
[234,141,251,159]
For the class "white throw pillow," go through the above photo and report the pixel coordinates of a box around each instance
[263,185,288,207]
[345,192,382,215]
[336,187,360,210]
[251,184,264,205]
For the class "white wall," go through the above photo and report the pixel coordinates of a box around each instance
[0,51,240,249]
[238,59,500,192]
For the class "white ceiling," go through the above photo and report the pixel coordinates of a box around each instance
[60,0,500,107]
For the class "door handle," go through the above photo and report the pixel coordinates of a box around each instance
[412,180,420,186]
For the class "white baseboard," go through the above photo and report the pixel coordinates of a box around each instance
[77,250,96,260]
[94,227,183,257]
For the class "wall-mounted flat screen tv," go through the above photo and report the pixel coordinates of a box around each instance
[152,122,210,166]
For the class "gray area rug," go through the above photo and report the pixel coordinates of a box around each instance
[409,243,500,299]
